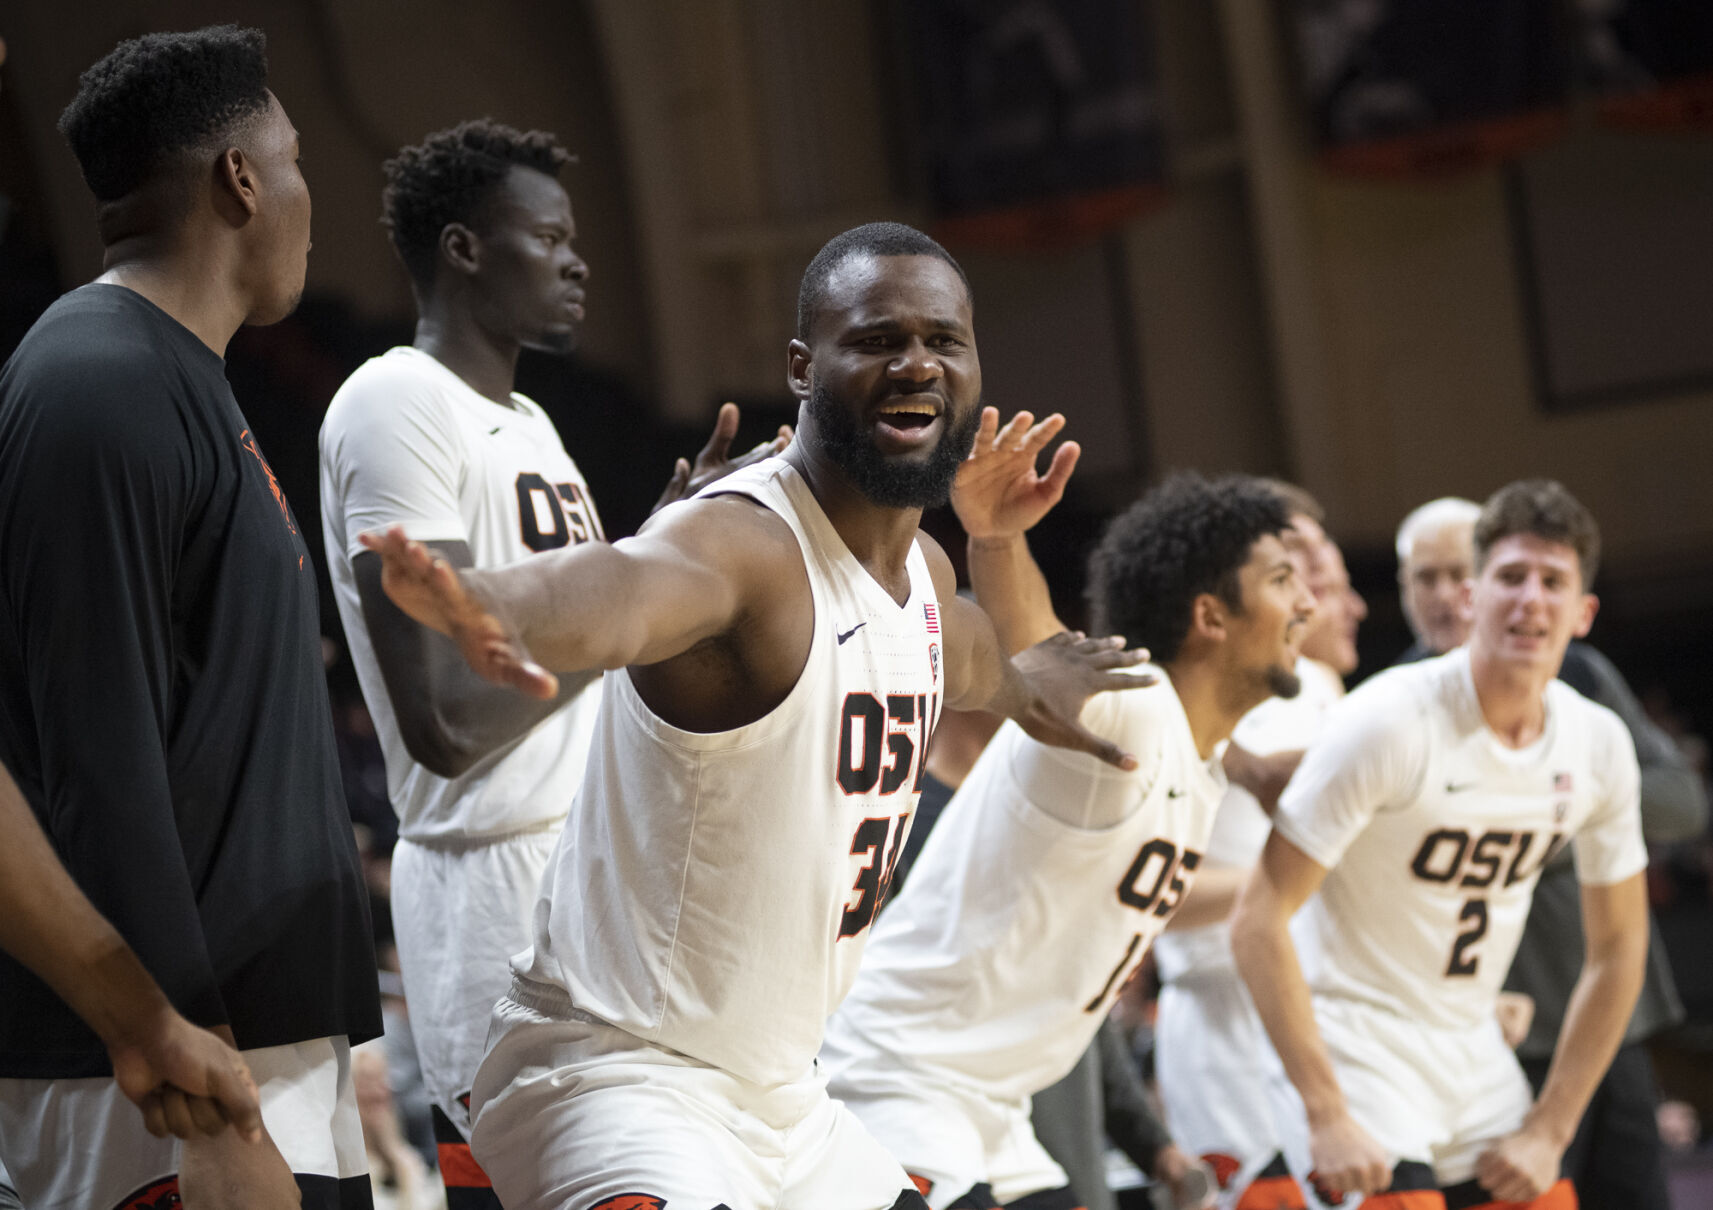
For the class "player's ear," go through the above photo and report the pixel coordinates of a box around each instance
[439,222,480,277]
[787,339,813,402]
[1190,592,1227,644]
[1572,592,1599,639]
[215,146,258,220]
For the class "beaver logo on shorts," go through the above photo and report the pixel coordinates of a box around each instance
[588,1196,666,1210]
[113,1177,181,1210]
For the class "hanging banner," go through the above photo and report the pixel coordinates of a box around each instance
[1288,0,1570,178]
[901,0,1167,249]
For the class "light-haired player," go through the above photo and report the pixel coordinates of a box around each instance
[363,223,1152,1210]
[819,424,1315,1210]
[1231,480,1649,1209]
[1152,484,1358,1210]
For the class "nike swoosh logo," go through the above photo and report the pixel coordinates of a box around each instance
[1166,788,1186,799]
[1446,781,1477,793]
[489,426,502,435]
[837,622,866,645]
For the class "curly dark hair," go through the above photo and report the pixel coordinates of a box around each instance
[1474,479,1601,589]
[382,120,573,289]
[797,222,970,340]
[58,25,270,203]
[1086,472,1293,665]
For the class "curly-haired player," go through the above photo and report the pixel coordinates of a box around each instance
[320,119,785,1206]
[821,450,1314,1210]
[1,25,379,1210]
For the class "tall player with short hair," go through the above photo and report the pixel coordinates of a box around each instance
[1231,480,1650,1208]
[819,430,1315,1210]
[0,26,379,1209]
[321,119,785,1205]
[362,222,1151,1210]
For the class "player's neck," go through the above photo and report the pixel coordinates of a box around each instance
[413,310,521,405]
[97,246,248,358]
[1468,646,1551,748]
[784,443,923,605]
[1164,659,1237,760]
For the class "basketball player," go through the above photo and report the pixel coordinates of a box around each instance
[818,423,1315,1210]
[363,222,1152,1210]
[320,119,785,1205]
[0,26,378,1209]
[1231,480,1650,1208]
[1152,487,1358,1210]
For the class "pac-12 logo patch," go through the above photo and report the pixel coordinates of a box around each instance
[113,1177,180,1210]
[588,1195,666,1210]
[928,642,940,684]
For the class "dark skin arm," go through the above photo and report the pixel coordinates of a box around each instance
[354,541,592,778]
[362,497,1147,763]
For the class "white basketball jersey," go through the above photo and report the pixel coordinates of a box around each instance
[1153,657,1344,984]
[515,459,944,1086]
[320,347,604,842]
[1275,649,1646,1030]
[821,669,1221,1103]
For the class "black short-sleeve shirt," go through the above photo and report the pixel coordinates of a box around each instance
[0,285,380,1077]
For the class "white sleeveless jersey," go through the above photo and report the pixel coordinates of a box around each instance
[821,668,1221,1103]
[321,347,605,842]
[515,459,944,1086]
[1153,658,1344,984]
[1275,648,1645,1031]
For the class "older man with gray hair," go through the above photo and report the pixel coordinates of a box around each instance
[1395,497,1482,660]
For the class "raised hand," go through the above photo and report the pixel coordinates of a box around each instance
[952,407,1080,539]
[1010,632,1154,769]
[108,1012,262,1142]
[653,401,793,513]
[1307,1111,1394,1198]
[358,526,558,699]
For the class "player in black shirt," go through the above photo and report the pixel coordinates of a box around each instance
[0,26,379,1210]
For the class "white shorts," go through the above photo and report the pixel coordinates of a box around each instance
[471,986,918,1210]
[392,822,559,1136]
[1156,971,1307,1208]
[0,1035,369,1209]
[826,1064,1066,1210]
[1285,997,1534,1189]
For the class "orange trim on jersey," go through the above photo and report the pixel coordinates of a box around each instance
[1235,1174,1308,1209]
[437,1140,494,1187]
[1458,1177,1577,1210]
[910,1173,934,1197]
[1354,1192,1444,1210]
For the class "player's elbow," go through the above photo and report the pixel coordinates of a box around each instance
[1227,883,1282,982]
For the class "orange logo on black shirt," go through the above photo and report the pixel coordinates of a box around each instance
[239,428,298,536]
[113,1177,180,1210]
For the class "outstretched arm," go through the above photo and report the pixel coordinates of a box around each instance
[1230,833,1393,1197]
[361,494,781,696]
[652,401,793,513]
[1475,872,1648,1202]
[0,762,262,1143]
[951,407,1080,654]
[354,541,594,777]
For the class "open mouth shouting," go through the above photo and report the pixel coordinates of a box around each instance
[872,396,944,453]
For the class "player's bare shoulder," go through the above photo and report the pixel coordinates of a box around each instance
[628,488,814,732]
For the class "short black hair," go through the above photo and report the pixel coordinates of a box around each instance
[382,119,573,289]
[797,222,970,340]
[58,25,270,203]
[1086,473,1293,665]
[1474,479,1601,589]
